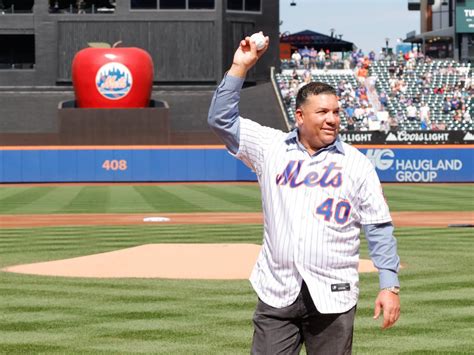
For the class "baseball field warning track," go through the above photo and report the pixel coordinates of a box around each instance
[1,211,472,228]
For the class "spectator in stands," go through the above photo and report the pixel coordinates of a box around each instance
[366,103,375,118]
[279,81,292,106]
[331,52,340,68]
[298,70,312,90]
[350,50,358,68]
[345,104,355,121]
[396,111,405,123]
[459,71,468,88]
[379,117,390,133]
[405,57,415,75]
[397,51,404,62]
[337,80,345,96]
[434,84,445,94]
[419,102,430,121]
[452,87,462,99]
[367,110,380,131]
[431,121,446,131]
[354,104,365,122]
[379,92,388,108]
[301,46,311,70]
[388,115,399,131]
[421,85,430,95]
[419,102,431,130]
[343,57,351,70]
[398,94,408,106]
[388,61,397,76]
[356,86,368,105]
[406,103,417,122]
[424,71,433,85]
[318,49,326,69]
[462,109,472,123]
[343,80,353,93]
[326,49,331,60]
[359,116,369,131]
[324,56,332,71]
[291,50,301,68]
[362,56,370,68]
[377,108,389,123]
[396,64,404,78]
[442,98,451,114]
[412,93,422,105]
[388,76,397,95]
[309,47,317,69]
[463,75,472,90]
[453,110,463,123]
[446,64,456,75]
[346,116,355,131]
[356,65,368,84]
[451,97,461,111]
[368,50,376,62]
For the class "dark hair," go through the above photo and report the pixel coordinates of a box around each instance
[295,82,337,109]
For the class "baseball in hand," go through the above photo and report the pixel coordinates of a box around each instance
[250,32,266,51]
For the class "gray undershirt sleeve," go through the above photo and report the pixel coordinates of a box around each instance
[207,74,245,154]
[364,222,400,289]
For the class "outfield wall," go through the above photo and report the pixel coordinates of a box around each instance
[0,145,472,183]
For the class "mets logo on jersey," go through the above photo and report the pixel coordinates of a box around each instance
[95,62,133,100]
[276,160,343,188]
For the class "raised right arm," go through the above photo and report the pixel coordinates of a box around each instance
[207,74,245,154]
[207,33,269,154]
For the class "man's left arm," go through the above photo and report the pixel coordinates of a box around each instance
[364,222,401,329]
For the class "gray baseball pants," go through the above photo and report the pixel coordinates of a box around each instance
[251,282,356,355]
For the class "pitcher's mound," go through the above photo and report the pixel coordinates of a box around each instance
[2,244,378,279]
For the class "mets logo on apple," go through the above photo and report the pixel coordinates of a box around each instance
[95,62,133,100]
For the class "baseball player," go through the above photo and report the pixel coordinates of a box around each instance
[208,34,400,354]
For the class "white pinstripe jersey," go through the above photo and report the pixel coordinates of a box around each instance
[235,118,392,314]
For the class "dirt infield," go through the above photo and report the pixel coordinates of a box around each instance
[1,211,470,279]
[1,211,473,228]
[2,243,380,279]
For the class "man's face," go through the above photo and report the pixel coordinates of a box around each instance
[295,93,340,155]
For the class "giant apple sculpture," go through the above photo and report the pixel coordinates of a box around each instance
[72,42,154,108]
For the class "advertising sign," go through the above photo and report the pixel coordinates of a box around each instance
[360,147,473,182]
[1,147,473,183]
[456,0,474,33]
[338,130,473,145]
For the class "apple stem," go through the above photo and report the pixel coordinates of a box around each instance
[112,41,123,48]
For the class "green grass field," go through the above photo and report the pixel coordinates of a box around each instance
[0,184,473,354]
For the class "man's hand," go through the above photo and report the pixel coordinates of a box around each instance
[228,33,269,78]
[373,289,400,329]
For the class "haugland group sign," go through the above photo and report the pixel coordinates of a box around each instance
[456,0,474,33]
[360,147,473,183]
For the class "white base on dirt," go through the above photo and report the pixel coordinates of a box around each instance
[143,216,171,222]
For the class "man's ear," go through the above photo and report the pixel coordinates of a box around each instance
[295,108,304,127]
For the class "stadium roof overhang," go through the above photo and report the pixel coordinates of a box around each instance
[404,26,455,44]
[280,30,354,52]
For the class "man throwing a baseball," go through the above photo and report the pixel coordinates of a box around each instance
[208,34,400,354]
